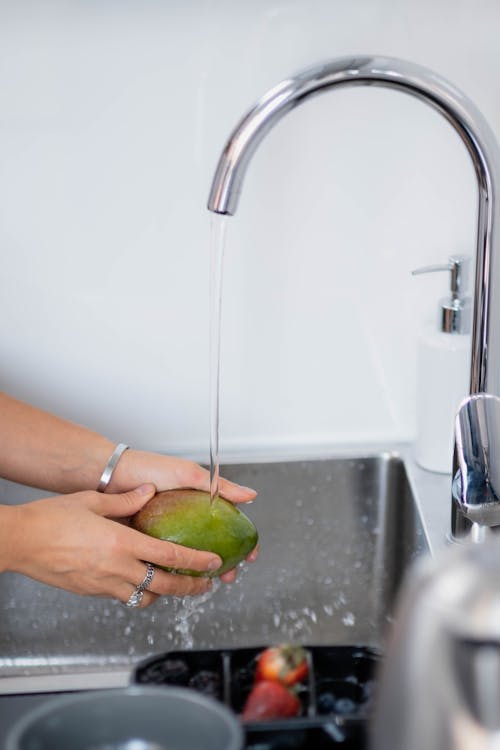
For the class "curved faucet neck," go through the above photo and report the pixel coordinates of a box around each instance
[208,56,497,217]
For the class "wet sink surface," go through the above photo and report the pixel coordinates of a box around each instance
[0,454,429,692]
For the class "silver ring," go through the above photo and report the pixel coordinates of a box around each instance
[125,587,144,608]
[124,563,155,608]
[139,562,155,592]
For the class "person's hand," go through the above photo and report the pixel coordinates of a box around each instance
[109,451,260,582]
[4,484,229,607]
[109,449,257,505]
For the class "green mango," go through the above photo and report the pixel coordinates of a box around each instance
[131,489,258,577]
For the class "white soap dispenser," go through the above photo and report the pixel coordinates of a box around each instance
[412,255,471,474]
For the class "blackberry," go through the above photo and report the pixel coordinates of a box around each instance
[188,670,222,699]
[138,658,189,686]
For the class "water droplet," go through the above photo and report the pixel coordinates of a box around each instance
[342,612,356,627]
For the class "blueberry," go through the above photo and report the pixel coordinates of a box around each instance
[317,691,337,714]
[362,679,376,700]
[334,697,357,715]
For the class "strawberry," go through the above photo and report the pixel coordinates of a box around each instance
[254,644,308,687]
[241,679,301,721]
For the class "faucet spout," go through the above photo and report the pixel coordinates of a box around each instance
[207,55,500,540]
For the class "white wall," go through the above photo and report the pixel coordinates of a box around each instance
[0,0,495,461]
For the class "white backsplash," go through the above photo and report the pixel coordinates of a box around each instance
[0,0,494,461]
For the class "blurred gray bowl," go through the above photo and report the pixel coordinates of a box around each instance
[5,686,243,750]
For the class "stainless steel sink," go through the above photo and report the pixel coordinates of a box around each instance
[0,453,429,693]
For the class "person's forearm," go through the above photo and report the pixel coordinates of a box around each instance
[0,505,21,572]
[0,392,115,492]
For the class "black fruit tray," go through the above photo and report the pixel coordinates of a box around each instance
[134,645,380,749]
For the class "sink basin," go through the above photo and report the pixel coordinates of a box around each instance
[0,453,429,693]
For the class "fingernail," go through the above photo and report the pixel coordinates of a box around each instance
[229,482,256,493]
[208,557,222,571]
[238,486,257,502]
[136,483,155,496]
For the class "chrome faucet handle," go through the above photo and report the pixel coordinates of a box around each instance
[453,393,500,528]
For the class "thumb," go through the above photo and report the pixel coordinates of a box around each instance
[94,483,157,519]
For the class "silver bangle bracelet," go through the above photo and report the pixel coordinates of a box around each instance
[97,443,130,492]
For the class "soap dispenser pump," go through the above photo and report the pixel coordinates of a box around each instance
[412,255,471,474]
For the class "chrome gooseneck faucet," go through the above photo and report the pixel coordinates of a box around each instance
[207,55,500,541]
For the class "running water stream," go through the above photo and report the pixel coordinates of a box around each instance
[209,214,228,503]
